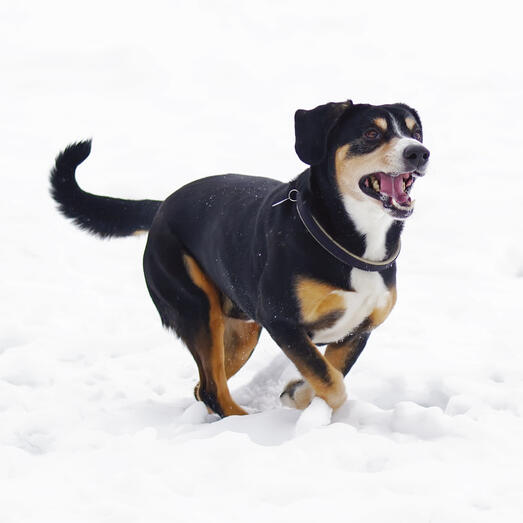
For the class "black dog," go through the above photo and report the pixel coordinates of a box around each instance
[50,100,429,417]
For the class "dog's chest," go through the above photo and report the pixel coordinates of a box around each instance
[296,270,393,345]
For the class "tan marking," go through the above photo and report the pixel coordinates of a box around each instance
[303,366,346,409]
[132,229,148,236]
[405,117,416,131]
[373,117,387,132]
[281,380,315,410]
[369,285,397,327]
[282,370,346,410]
[223,318,261,378]
[325,341,354,372]
[183,254,246,416]
[295,276,345,324]
[335,140,401,204]
[290,340,347,410]
[324,330,368,373]
[284,332,373,409]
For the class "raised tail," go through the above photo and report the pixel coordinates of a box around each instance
[50,140,162,238]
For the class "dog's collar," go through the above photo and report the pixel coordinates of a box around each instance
[275,188,400,271]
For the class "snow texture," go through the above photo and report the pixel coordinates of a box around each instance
[1,1,523,522]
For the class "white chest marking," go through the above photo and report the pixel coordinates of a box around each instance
[311,194,394,344]
[311,270,389,343]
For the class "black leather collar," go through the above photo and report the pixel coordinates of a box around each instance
[294,188,401,272]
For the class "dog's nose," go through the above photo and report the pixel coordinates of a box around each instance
[403,144,430,170]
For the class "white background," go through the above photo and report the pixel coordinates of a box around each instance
[1,1,523,522]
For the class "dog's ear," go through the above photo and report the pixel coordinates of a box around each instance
[294,100,353,166]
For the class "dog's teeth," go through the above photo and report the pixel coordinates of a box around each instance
[372,179,380,191]
[392,199,405,209]
[391,198,415,211]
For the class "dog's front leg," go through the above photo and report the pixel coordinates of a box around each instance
[280,330,370,409]
[266,321,347,410]
[324,331,370,377]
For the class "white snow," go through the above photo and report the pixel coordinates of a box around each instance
[1,1,523,522]
[295,398,333,436]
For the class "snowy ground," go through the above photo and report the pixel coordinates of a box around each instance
[2,1,523,522]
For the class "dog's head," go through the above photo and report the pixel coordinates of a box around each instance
[295,101,429,219]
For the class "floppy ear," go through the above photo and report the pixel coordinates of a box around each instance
[294,100,353,166]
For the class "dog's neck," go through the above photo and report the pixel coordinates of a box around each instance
[301,165,403,262]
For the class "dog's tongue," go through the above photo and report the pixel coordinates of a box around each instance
[377,173,409,204]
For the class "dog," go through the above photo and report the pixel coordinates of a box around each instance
[50,100,429,417]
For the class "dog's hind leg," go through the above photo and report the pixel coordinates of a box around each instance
[143,231,246,417]
[223,318,262,379]
[181,255,247,416]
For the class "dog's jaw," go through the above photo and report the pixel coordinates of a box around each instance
[358,171,417,219]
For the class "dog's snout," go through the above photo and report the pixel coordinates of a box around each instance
[403,144,430,171]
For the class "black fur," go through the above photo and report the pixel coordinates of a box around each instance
[50,140,161,238]
[294,100,353,165]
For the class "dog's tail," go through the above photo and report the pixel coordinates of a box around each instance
[50,140,162,238]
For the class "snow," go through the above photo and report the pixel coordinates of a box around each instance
[1,1,523,522]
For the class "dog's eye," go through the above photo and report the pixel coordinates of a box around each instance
[412,129,422,141]
[364,129,381,141]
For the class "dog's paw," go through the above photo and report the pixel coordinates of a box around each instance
[280,379,315,409]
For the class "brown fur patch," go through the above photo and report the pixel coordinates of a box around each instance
[324,331,361,370]
[282,369,346,410]
[223,318,261,378]
[370,285,397,327]
[284,335,347,409]
[325,341,354,373]
[281,379,315,409]
[373,117,387,131]
[183,254,223,336]
[295,276,345,324]
[405,117,416,131]
[301,363,346,409]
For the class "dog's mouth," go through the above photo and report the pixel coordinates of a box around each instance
[359,171,418,219]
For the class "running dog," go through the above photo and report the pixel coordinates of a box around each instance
[50,100,430,416]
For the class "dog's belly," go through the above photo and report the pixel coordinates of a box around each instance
[310,269,391,344]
